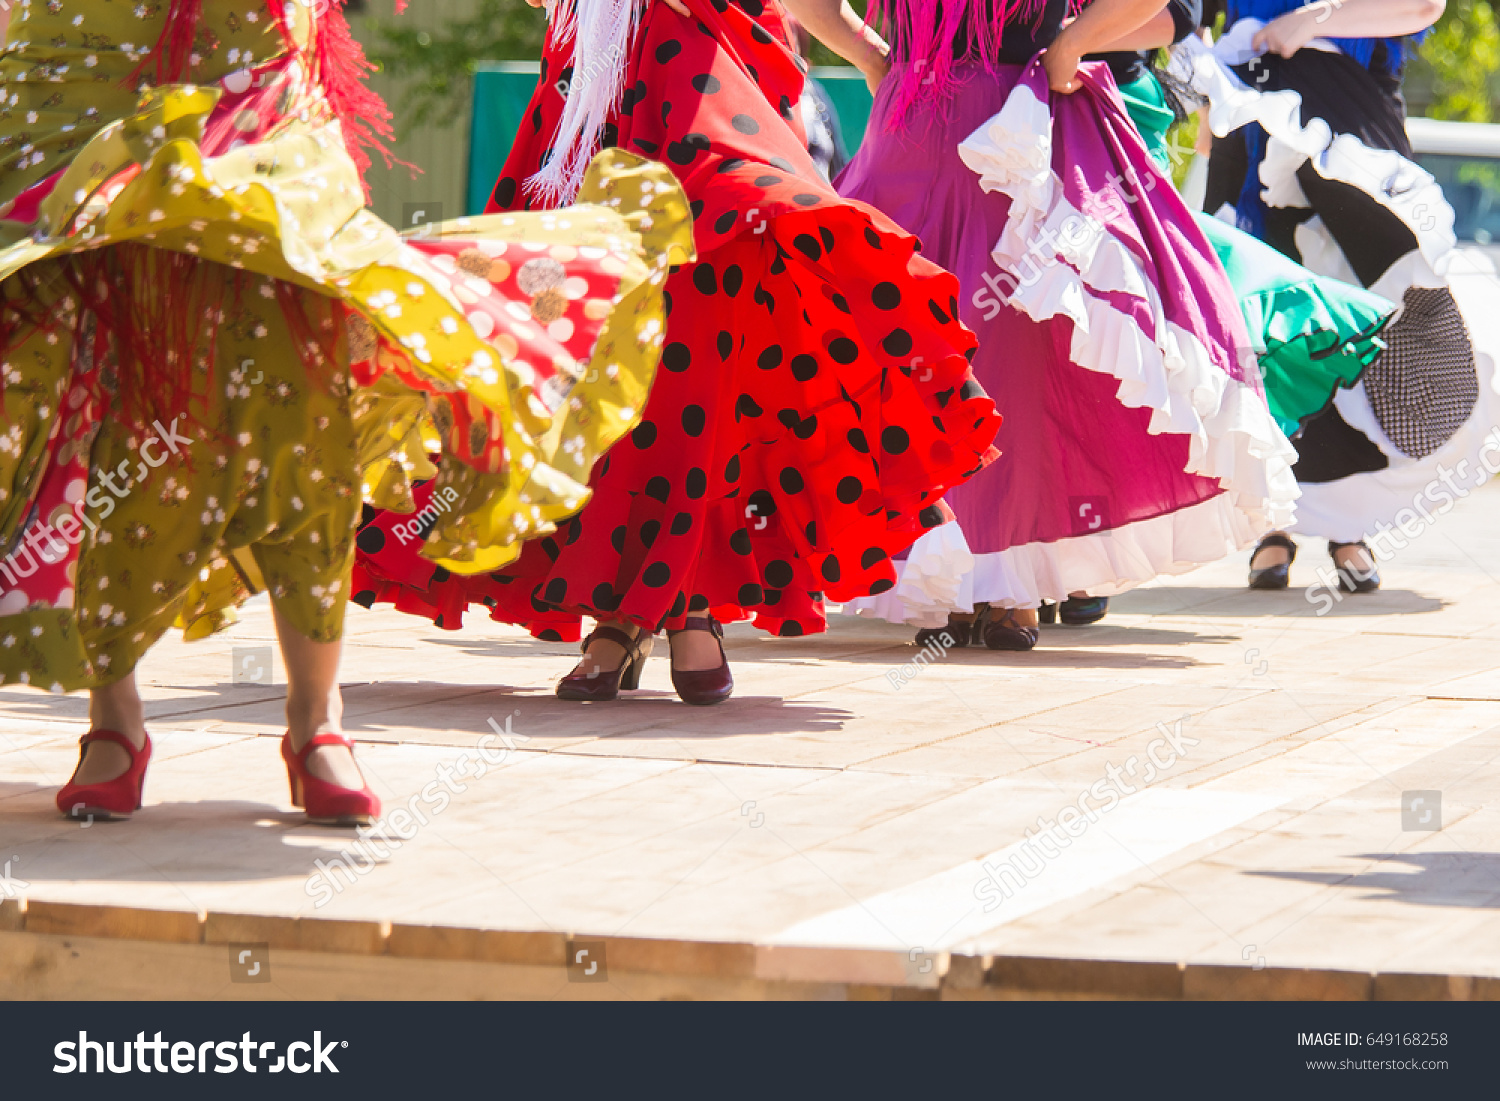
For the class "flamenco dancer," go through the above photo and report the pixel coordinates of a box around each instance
[351,0,1002,703]
[1106,3,1398,496]
[1,1,688,821]
[1171,0,1500,593]
[837,0,1299,650]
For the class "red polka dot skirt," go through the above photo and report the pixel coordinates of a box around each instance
[351,0,1001,639]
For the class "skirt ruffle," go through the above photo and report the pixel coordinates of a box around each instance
[1170,29,1500,542]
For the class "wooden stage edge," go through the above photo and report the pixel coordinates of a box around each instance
[2,898,1496,1001]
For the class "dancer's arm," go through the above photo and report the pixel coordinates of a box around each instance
[1044,0,1179,91]
[1253,0,1445,57]
[1091,8,1176,50]
[779,0,893,91]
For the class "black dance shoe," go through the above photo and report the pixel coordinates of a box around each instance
[1059,595,1109,625]
[668,616,734,705]
[1248,533,1297,591]
[982,608,1039,651]
[915,608,985,648]
[1329,540,1381,593]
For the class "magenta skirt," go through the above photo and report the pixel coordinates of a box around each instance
[838,57,1297,619]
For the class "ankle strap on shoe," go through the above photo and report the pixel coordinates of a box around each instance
[80,729,146,758]
[582,624,647,660]
[290,731,356,760]
[670,616,723,639]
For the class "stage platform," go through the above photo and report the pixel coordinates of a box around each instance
[5,483,1500,1000]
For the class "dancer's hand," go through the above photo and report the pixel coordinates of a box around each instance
[1042,41,1083,93]
[1252,8,1320,57]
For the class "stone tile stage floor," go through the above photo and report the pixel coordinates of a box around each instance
[4,481,1500,998]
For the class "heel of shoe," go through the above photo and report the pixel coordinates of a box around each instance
[619,635,654,691]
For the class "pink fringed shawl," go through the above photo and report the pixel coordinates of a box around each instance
[866,0,1056,127]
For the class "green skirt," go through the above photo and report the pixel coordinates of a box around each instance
[1116,70,1394,437]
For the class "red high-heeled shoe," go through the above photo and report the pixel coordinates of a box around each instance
[56,730,152,821]
[280,731,381,826]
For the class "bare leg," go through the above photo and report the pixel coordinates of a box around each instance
[71,674,149,785]
[272,602,365,790]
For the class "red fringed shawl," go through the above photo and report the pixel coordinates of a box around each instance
[136,0,402,187]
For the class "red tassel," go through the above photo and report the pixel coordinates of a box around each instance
[306,2,401,189]
[129,0,205,87]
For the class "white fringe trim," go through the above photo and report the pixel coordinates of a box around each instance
[528,0,641,207]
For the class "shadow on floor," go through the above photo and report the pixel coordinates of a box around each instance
[1112,586,1447,618]
[1249,851,1500,908]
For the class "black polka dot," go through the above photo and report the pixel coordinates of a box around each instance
[882,329,913,358]
[671,511,694,536]
[861,547,888,569]
[656,40,682,62]
[918,504,945,527]
[793,234,822,261]
[717,331,734,360]
[929,299,951,324]
[592,582,621,611]
[753,174,782,188]
[667,132,710,165]
[645,476,671,502]
[872,282,901,310]
[757,345,783,370]
[632,421,658,449]
[765,560,794,587]
[821,556,841,584]
[680,405,707,437]
[882,426,910,454]
[960,378,984,401]
[543,577,568,604]
[794,193,820,206]
[714,209,738,234]
[693,265,718,295]
[864,227,883,248]
[730,529,752,555]
[538,628,564,641]
[355,526,385,554]
[779,467,804,494]
[819,226,834,252]
[778,621,803,637]
[632,138,659,156]
[492,177,518,210]
[731,114,761,135]
[828,337,859,364]
[830,293,850,314]
[640,519,661,548]
[746,488,777,518]
[691,73,721,93]
[837,476,863,504]
[718,158,747,173]
[751,22,774,44]
[869,577,895,596]
[669,591,689,617]
[643,562,672,588]
[847,428,870,453]
[662,343,693,374]
[736,394,763,418]
[611,525,627,553]
[717,266,743,298]
[352,589,376,608]
[565,518,583,545]
[732,581,763,606]
[539,538,560,562]
[787,354,818,382]
[686,467,708,498]
[725,454,742,482]
[601,122,619,148]
[432,566,452,583]
[804,521,818,545]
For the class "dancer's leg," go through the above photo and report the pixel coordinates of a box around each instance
[273,601,365,789]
